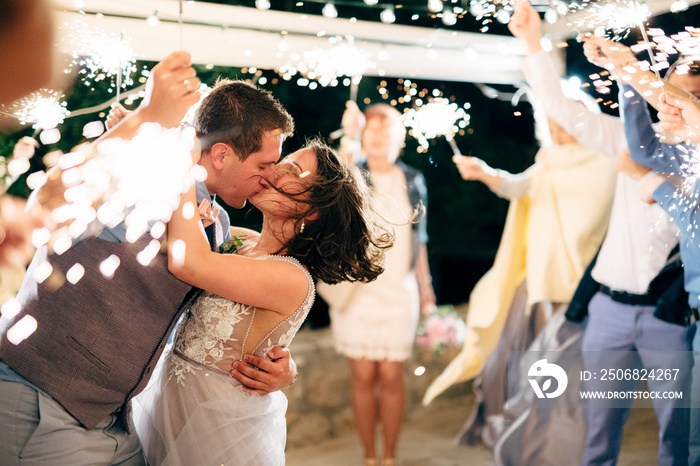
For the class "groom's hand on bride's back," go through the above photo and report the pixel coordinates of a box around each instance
[230,347,298,395]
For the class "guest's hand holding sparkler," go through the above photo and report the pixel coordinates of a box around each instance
[337,100,365,162]
[12,137,39,160]
[105,103,131,131]
[507,1,542,55]
[658,93,700,143]
[107,50,200,135]
[582,36,637,76]
[341,100,365,139]
[582,36,694,110]
[452,154,502,191]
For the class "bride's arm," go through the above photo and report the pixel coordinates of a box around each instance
[167,185,308,315]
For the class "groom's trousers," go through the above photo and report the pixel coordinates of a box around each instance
[0,380,146,466]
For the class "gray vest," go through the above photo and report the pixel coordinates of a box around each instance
[0,235,193,429]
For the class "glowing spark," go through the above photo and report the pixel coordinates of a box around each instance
[32,228,52,248]
[150,221,166,239]
[100,254,121,278]
[182,202,196,220]
[278,36,375,88]
[403,98,470,150]
[40,128,62,145]
[414,366,427,376]
[7,315,38,345]
[467,0,514,27]
[53,235,73,255]
[32,261,53,284]
[137,240,161,266]
[171,239,186,267]
[567,0,651,40]
[66,263,85,284]
[83,121,105,139]
[7,158,31,179]
[0,298,21,319]
[10,90,69,130]
[47,124,199,248]
[65,21,137,93]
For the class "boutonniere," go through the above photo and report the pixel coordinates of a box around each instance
[219,234,247,254]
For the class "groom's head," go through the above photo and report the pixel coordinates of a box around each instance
[193,79,294,209]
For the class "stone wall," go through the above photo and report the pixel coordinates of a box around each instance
[283,327,470,449]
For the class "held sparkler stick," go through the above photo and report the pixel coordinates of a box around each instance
[116,31,124,105]
[447,137,461,156]
[179,0,184,51]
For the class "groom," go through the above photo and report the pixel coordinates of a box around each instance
[0,52,296,465]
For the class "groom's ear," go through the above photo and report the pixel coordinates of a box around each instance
[209,142,232,170]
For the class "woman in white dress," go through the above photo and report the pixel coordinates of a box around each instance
[327,102,437,466]
[133,138,393,466]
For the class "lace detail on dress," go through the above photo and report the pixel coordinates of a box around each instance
[170,255,315,385]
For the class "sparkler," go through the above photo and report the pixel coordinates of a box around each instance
[289,36,374,140]
[35,124,203,257]
[403,98,471,155]
[10,90,69,131]
[179,0,185,50]
[567,0,651,41]
[65,21,137,98]
[279,36,374,92]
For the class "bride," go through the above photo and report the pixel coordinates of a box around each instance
[133,138,393,465]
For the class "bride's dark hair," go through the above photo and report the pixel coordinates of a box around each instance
[275,137,393,284]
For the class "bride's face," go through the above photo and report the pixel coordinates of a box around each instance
[249,147,318,218]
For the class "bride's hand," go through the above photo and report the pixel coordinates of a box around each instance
[230,347,297,395]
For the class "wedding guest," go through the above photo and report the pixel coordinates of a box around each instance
[445,113,615,448]
[586,36,700,465]
[426,3,688,465]
[657,92,700,142]
[321,101,435,466]
[574,33,700,466]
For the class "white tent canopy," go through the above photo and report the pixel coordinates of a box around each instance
[52,0,529,85]
[51,0,697,85]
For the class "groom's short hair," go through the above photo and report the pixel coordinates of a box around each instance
[193,78,294,160]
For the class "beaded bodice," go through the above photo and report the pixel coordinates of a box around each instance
[171,255,314,380]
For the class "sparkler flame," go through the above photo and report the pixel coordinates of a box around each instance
[45,124,200,252]
[65,21,137,92]
[278,36,375,88]
[567,0,651,40]
[11,90,69,130]
[403,98,470,150]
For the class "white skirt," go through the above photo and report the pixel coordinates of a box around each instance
[132,349,288,466]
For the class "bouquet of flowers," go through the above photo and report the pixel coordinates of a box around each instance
[415,305,466,357]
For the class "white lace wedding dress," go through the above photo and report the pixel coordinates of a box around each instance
[132,255,314,466]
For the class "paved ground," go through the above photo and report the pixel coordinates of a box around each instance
[286,391,659,466]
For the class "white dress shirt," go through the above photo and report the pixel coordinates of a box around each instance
[521,50,679,294]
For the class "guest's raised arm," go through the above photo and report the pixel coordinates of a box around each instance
[657,93,700,143]
[582,36,694,110]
